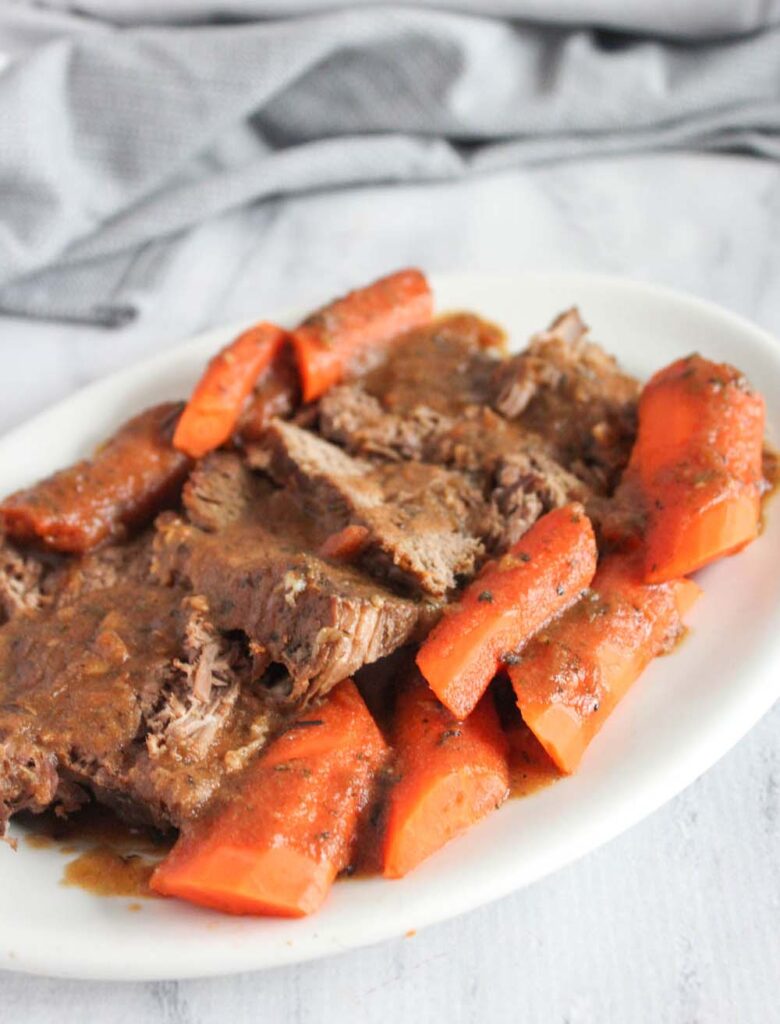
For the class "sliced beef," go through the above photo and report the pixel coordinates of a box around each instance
[429,410,593,547]
[261,420,491,596]
[262,418,370,504]
[318,388,593,553]
[0,576,276,836]
[0,403,191,553]
[358,462,491,593]
[154,456,439,703]
[492,308,640,491]
[319,385,452,463]
[182,452,256,532]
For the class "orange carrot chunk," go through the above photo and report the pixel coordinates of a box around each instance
[629,354,765,583]
[151,681,387,917]
[291,269,434,403]
[508,555,701,774]
[318,524,371,561]
[173,322,288,458]
[416,504,597,720]
[234,346,300,444]
[382,675,509,879]
[0,403,190,553]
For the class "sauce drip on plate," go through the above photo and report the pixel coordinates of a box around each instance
[62,847,159,900]
[19,805,171,900]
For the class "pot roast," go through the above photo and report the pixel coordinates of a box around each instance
[0,306,639,838]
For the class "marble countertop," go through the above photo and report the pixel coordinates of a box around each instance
[1,151,778,1023]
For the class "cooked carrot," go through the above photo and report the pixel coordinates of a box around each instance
[646,478,761,583]
[627,354,765,582]
[0,403,190,553]
[234,345,300,444]
[151,680,387,917]
[291,269,434,403]
[382,675,509,879]
[319,524,370,561]
[508,555,701,774]
[416,504,597,720]
[173,322,288,458]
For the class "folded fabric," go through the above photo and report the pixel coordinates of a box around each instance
[23,0,780,39]
[1,2,780,325]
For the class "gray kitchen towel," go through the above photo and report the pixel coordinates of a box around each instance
[23,0,780,39]
[2,2,780,326]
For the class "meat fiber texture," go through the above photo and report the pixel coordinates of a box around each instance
[0,537,274,836]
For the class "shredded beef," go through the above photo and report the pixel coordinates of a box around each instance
[0,574,276,836]
[488,449,590,550]
[319,385,454,463]
[0,538,50,623]
[492,308,639,491]
[320,309,638,499]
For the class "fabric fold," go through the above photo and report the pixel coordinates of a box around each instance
[1,3,779,325]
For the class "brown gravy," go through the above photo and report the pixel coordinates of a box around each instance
[62,847,159,899]
[17,723,558,897]
[19,805,171,900]
[20,803,171,854]
[506,722,561,798]
[361,313,505,417]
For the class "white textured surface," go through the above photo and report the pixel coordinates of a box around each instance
[0,152,778,1020]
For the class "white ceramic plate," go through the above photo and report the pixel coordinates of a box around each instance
[1,273,779,981]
